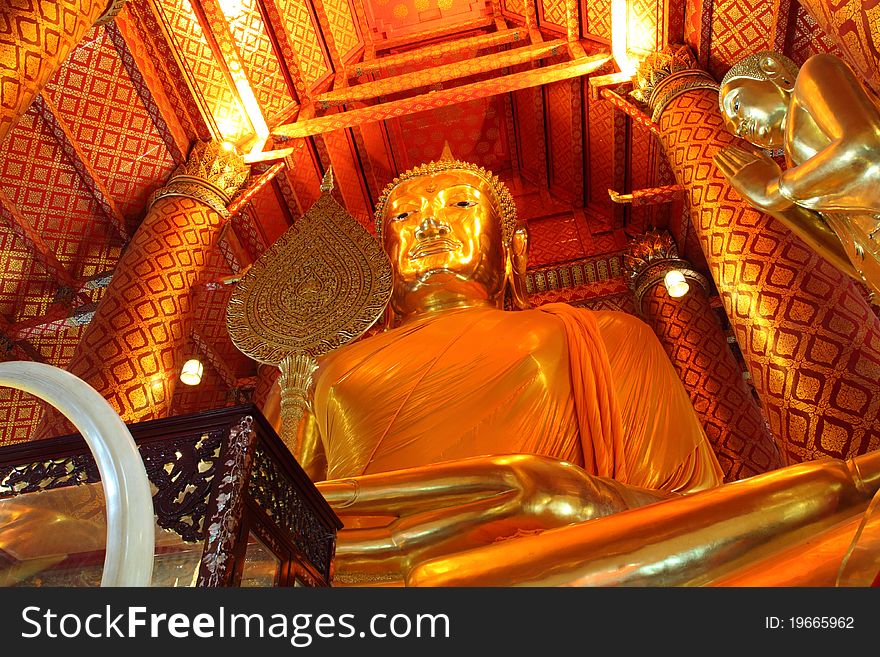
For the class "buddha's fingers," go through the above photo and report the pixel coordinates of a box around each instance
[331,492,523,583]
[715,145,757,173]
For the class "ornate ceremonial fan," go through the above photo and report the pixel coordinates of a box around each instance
[227,169,392,454]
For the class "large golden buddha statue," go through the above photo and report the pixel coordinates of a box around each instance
[280,158,725,584]
[254,157,880,587]
[714,51,880,297]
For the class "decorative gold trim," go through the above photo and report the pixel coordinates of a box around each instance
[630,259,709,314]
[227,170,393,365]
[148,141,249,216]
[648,70,719,122]
[624,230,710,313]
[149,181,230,217]
[278,354,318,457]
[631,44,719,122]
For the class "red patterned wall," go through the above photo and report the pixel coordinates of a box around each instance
[641,281,783,479]
[657,88,880,463]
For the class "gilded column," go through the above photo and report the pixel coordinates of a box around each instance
[40,141,248,433]
[632,46,880,464]
[0,0,126,145]
[626,230,783,480]
[796,0,880,96]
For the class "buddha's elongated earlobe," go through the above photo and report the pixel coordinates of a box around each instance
[506,223,531,310]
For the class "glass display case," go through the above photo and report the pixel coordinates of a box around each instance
[0,405,341,587]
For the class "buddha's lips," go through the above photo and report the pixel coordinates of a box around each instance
[409,238,462,258]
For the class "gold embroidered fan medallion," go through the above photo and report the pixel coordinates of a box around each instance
[227,169,392,453]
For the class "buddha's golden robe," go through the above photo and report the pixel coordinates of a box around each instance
[313,303,722,492]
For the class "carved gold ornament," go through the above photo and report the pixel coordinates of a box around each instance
[227,169,393,453]
[149,141,250,217]
[630,44,718,122]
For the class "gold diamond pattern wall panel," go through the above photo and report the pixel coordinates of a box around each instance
[43,26,177,225]
[708,0,774,78]
[322,0,362,61]
[221,0,295,122]
[0,107,123,286]
[276,0,331,89]
[0,0,108,145]
[153,0,250,141]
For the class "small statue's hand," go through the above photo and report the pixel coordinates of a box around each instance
[714,146,792,212]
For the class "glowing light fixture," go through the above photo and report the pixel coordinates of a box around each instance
[611,0,637,76]
[664,270,690,298]
[611,0,660,76]
[180,358,204,386]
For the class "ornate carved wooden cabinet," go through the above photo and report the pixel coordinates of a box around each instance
[0,405,341,587]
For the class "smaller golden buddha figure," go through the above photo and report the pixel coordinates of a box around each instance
[714,51,880,297]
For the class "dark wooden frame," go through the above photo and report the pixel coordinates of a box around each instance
[0,404,341,587]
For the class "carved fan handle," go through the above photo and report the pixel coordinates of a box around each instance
[278,353,318,458]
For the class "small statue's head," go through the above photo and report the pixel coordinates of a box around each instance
[719,51,799,148]
[375,160,529,319]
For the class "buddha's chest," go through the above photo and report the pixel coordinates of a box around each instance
[315,309,574,423]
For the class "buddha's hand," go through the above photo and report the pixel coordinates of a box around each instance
[714,145,793,212]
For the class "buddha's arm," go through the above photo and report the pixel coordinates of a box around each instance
[714,147,861,281]
[322,455,671,583]
[407,450,880,586]
[767,205,863,282]
[778,54,880,211]
[317,454,669,516]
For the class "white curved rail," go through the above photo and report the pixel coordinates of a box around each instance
[0,362,154,586]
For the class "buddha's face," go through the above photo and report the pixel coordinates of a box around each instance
[720,56,794,149]
[381,169,505,314]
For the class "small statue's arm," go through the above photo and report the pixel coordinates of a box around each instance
[776,54,880,213]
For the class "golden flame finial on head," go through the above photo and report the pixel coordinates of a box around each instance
[320,166,335,193]
[374,160,518,245]
[439,141,455,162]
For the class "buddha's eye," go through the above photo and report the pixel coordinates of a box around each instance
[450,200,477,208]
[733,98,740,112]
[391,210,416,221]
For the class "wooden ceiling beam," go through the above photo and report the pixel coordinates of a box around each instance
[376,17,497,53]
[273,53,611,139]
[0,315,44,363]
[348,0,376,61]
[318,39,566,108]
[228,161,286,217]
[346,27,529,80]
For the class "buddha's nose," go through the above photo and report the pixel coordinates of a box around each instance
[415,215,450,240]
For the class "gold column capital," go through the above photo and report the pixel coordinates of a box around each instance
[94,0,129,25]
[149,141,250,217]
[624,230,709,312]
[630,44,718,122]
